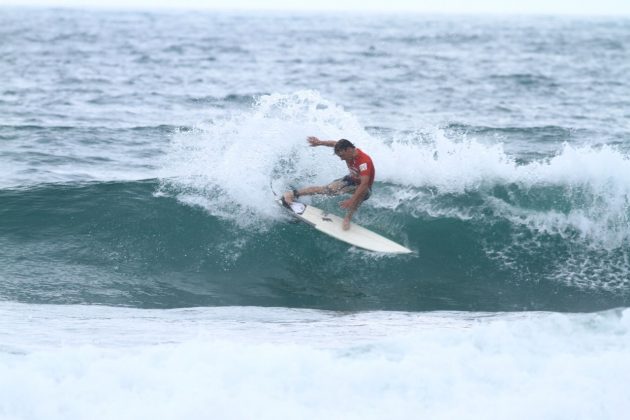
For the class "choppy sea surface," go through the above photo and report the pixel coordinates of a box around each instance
[1,7,630,419]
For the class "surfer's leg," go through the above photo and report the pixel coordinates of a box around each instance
[337,176,371,201]
[283,180,346,204]
[322,179,348,196]
[336,176,359,195]
[283,185,326,204]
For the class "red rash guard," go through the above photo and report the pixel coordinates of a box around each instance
[347,148,375,187]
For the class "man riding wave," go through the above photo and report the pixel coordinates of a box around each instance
[283,136,375,230]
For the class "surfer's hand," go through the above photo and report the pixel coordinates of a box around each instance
[307,136,320,146]
[342,215,351,230]
[340,198,354,209]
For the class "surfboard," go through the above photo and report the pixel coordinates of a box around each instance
[279,200,412,254]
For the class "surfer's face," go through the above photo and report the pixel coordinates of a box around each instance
[335,148,352,161]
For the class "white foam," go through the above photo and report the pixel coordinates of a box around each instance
[374,129,519,193]
[377,138,630,248]
[159,90,371,228]
[1,302,629,420]
[160,91,509,226]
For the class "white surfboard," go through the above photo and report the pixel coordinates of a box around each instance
[279,200,412,254]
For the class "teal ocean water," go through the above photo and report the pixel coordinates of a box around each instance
[2,178,630,311]
[1,8,630,419]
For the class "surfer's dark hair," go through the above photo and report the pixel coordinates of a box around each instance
[334,139,355,153]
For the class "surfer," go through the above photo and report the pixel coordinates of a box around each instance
[283,136,375,230]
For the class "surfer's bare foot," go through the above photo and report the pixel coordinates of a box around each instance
[283,191,294,204]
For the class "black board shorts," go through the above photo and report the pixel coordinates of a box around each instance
[334,175,372,201]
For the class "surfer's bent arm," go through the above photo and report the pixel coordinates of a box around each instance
[339,176,369,230]
[341,175,370,211]
[307,136,336,147]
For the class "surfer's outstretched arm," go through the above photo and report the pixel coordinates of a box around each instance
[307,136,336,147]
